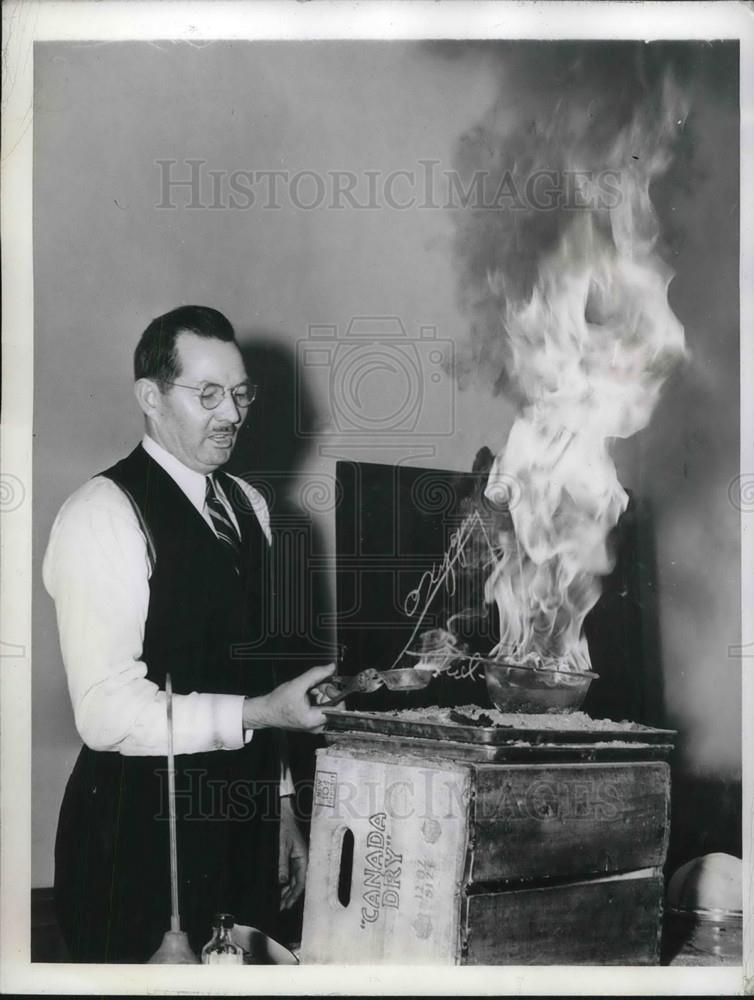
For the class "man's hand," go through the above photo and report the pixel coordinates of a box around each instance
[278,796,308,911]
[242,662,335,732]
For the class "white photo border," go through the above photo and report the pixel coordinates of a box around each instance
[1,1,751,994]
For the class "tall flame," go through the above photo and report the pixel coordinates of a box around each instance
[483,78,688,672]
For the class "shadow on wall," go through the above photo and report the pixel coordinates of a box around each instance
[582,493,666,728]
[230,331,318,477]
[665,775,743,877]
[225,332,334,910]
[228,330,334,676]
[227,327,336,666]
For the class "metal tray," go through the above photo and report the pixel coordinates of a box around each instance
[323,708,676,746]
[324,729,675,763]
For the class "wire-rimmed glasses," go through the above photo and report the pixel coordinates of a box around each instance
[163,381,258,410]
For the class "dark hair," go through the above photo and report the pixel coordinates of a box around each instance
[133,305,237,383]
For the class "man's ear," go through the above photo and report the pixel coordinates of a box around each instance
[134,378,162,419]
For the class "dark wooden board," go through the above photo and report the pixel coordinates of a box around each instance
[462,871,664,965]
[470,761,670,883]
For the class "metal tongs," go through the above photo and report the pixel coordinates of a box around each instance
[312,668,383,707]
[311,665,434,707]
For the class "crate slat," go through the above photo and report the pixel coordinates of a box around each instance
[470,761,670,883]
[463,870,664,965]
[301,748,471,964]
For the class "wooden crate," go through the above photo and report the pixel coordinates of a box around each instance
[301,743,670,965]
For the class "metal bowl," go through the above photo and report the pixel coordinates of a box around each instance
[380,667,432,691]
[483,660,597,713]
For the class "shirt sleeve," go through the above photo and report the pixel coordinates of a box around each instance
[279,736,295,797]
[42,478,248,757]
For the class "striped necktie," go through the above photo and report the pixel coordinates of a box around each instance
[205,475,241,571]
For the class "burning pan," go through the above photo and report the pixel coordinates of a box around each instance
[483,661,597,713]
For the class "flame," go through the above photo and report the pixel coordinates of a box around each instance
[483,78,688,673]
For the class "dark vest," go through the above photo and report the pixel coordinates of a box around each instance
[54,445,282,962]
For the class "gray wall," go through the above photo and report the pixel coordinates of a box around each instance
[33,41,739,887]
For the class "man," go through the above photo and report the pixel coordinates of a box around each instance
[43,305,334,962]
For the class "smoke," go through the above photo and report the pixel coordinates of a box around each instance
[450,42,693,395]
[450,44,690,672]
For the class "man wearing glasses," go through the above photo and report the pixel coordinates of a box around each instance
[43,305,334,962]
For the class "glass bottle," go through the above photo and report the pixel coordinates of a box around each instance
[201,912,244,964]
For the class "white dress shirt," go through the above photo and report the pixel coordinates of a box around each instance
[43,435,293,792]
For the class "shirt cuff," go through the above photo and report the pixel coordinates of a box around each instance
[214,694,248,750]
[280,763,295,797]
